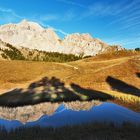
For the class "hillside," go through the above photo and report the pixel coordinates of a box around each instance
[1,50,139,89]
[0,20,123,56]
[0,39,83,62]
[0,51,139,111]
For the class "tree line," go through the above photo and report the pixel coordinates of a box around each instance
[0,43,90,62]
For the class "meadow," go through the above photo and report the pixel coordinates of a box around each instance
[0,50,139,111]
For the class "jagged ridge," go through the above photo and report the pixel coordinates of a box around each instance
[0,20,123,56]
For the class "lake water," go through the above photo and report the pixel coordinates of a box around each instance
[0,102,140,130]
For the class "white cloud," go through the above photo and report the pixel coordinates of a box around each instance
[81,1,129,18]
[39,14,59,21]
[78,0,140,22]
[104,36,140,49]
[0,6,69,37]
[62,9,76,21]
[0,7,24,23]
[57,0,86,8]
[46,24,69,36]
[108,1,140,26]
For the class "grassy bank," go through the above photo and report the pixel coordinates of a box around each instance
[102,90,140,111]
[0,122,140,140]
[0,76,139,112]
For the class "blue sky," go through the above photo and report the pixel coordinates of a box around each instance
[0,0,140,49]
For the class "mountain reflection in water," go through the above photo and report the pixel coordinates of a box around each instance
[0,102,140,130]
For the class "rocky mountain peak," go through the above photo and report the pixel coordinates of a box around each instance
[0,20,123,56]
[81,33,93,39]
[45,28,60,40]
[19,19,29,24]
[18,19,43,31]
[64,33,93,42]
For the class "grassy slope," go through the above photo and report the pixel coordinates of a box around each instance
[0,51,139,88]
[0,51,139,110]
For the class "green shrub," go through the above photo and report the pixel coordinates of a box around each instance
[32,51,82,62]
[135,48,140,51]
[1,43,91,62]
[1,43,25,60]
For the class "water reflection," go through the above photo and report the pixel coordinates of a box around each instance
[0,101,100,123]
[0,102,140,130]
[26,102,140,128]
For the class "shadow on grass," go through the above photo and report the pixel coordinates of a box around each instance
[70,83,113,101]
[106,76,140,97]
[136,73,140,78]
[0,77,113,107]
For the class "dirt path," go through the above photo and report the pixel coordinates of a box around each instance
[85,55,138,64]
[92,59,127,73]
[63,57,130,80]
[55,63,79,70]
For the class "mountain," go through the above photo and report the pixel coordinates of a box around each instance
[0,20,123,56]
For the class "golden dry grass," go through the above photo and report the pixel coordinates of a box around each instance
[0,60,75,89]
[0,51,140,110]
[0,52,139,90]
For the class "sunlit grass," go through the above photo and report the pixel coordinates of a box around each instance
[0,51,139,111]
[102,90,140,104]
